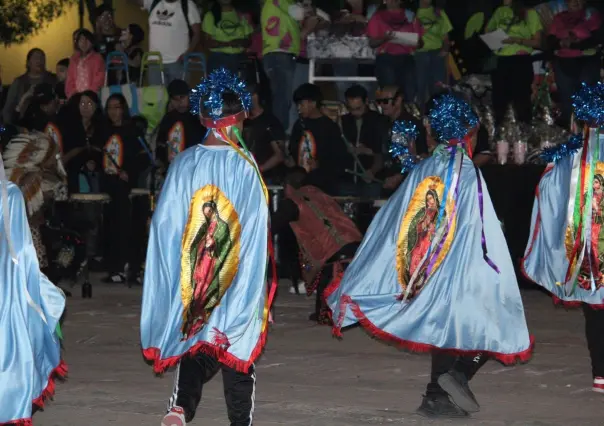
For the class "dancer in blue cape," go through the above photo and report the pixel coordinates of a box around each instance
[325,93,533,419]
[140,69,276,426]
[522,82,604,394]
[0,132,67,425]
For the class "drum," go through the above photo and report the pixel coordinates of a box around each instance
[69,193,111,203]
[130,188,150,198]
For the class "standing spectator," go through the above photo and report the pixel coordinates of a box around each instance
[101,93,140,284]
[341,84,387,195]
[135,0,202,86]
[94,4,122,58]
[65,29,106,99]
[2,48,57,125]
[367,0,424,102]
[243,83,286,182]
[202,0,253,77]
[54,58,70,104]
[487,0,542,125]
[415,0,453,107]
[261,0,305,132]
[288,83,347,195]
[117,24,145,83]
[547,0,602,127]
[156,79,205,165]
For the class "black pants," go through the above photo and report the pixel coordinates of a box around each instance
[102,175,131,273]
[169,353,256,425]
[583,305,604,378]
[129,193,151,275]
[492,55,534,125]
[426,352,488,396]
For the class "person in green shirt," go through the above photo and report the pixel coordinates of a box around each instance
[202,0,253,79]
[485,0,543,125]
[415,0,453,107]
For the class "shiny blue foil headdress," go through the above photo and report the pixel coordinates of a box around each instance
[389,120,419,173]
[572,82,604,127]
[189,68,252,121]
[428,93,478,143]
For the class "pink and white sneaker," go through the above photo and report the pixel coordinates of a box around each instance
[161,406,186,426]
[593,377,604,394]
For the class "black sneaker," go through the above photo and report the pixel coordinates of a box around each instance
[416,394,469,418]
[437,371,480,413]
[102,273,126,284]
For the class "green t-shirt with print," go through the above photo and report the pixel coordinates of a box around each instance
[417,7,453,52]
[202,10,253,54]
[486,6,543,56]
[261,0,301,56]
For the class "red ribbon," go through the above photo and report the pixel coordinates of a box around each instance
[200,110,248,128]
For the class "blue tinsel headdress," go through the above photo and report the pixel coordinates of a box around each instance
[428,93,478,143]
[571,82,604,127]
[389,120,419,173]
[189,68,252,127]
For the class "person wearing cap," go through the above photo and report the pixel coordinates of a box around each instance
[141,69,275,426]
[65,29,106,99]
[0,134,67,424]
[156,79,206,166]
[325,92,532,419]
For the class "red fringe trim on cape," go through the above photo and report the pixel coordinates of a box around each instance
[0,360,68,426]
[520,167,604,310]
[325,273,534,365]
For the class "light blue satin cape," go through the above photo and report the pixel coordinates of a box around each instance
[141,144,270,374]
[0,182,66,424]
[327,150,532,362]
[523,131,604,306]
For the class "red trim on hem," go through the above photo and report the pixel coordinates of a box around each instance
[0,360,68,426]
[325,273,534,365]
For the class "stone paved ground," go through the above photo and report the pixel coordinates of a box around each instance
[36,277,602,425]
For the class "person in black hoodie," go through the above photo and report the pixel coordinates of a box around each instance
[156,79,206,167]
[101,93,141,283]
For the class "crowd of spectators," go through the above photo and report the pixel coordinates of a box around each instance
[0,0,602,285]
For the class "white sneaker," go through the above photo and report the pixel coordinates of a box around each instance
[161,406,186,426]
[289,280,306,294]
[594,377,604,394]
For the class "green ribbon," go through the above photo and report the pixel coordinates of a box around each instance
[55,323,63,340]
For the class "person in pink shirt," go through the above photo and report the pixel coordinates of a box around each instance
[65,29,106,99]
[366,0,424,103]
[547,0,602,127]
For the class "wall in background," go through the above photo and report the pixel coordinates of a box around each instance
[0,3,148,84]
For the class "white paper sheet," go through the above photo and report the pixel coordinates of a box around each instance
[480,29,508,51]
[390,31,419,46]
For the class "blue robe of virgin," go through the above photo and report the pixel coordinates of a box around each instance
[326,146,533,363]
[0,182,66,425]
[522,129,604,307]
[141,144,273,374]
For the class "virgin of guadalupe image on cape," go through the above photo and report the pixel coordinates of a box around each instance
[576,172,604,290]
[404,187,443,297]
[182,200,233,339]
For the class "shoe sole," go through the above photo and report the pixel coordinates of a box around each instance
[161,414,185,426]
[593,387,604,394]
[438,373,480,413]
[416,407,469,419]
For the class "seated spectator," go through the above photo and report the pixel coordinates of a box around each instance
[243,83,285,183]
[341,85,388,189]
[117,24,145,84]
[288,83,347,195]
[547,0,602,127]
[95,4,122,58]
[415,0,453,106]
[18,84,63,152]
[156,79,205,165]
[101,93,141,284]
[2,48,57,125]
[202,0,253,77]
[367,0,424,102]
[65,29,106,99]
[60,91,105,193]
[55,58,69,104]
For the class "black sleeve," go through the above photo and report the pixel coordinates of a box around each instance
[271,198,300,235]
[267,114,286,142]
[367,113,389,155]
[474,126,491,154]
[155,116,170,164]
[325,120,348,172]
[289,121,302,161]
